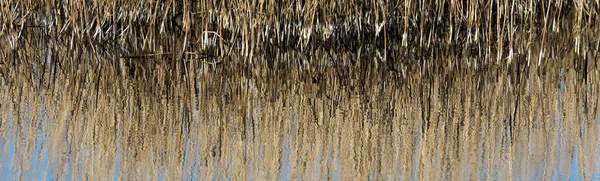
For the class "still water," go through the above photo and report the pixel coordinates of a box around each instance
[1,46,599,180]
[2,0,600,179]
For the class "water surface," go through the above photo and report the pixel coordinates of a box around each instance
[1,49,599,180]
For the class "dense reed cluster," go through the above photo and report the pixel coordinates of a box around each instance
[1,0,599,67]
[2,1,600,180]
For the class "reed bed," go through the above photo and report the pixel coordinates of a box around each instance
[1,0,599,66]
[2,1,600,180]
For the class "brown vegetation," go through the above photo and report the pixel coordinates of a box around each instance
[1,0,599,67]
[0,2,599,179]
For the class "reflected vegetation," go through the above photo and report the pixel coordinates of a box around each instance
[1,42,600,180]
[2,0,600,180]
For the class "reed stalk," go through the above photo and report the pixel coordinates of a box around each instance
[1,0,598,65]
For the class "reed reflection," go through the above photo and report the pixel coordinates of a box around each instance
[1,45,599,180]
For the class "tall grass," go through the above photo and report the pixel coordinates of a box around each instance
[1,0,599,66]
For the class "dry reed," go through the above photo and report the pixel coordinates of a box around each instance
[1,0,598,67]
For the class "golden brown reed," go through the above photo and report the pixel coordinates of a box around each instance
[1,0,599,66]
[0,1,599,179]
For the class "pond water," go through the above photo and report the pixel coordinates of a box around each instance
[2,1,600,179]
[1,45,599,180]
